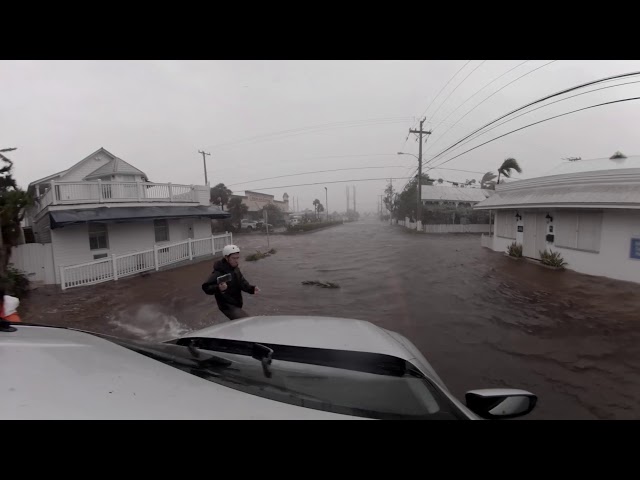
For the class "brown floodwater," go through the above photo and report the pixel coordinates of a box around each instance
[20,220,640,419]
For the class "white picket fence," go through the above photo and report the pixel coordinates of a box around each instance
[396,220,489,233]
[60,233,233,291]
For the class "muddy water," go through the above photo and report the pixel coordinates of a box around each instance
[21,220,640,419]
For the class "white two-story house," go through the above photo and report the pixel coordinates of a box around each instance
[20,147,231,289]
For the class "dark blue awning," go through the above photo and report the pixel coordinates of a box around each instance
[50,205,231,229]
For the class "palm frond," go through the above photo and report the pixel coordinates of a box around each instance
[499,157,522,174]
[480,171,497,184]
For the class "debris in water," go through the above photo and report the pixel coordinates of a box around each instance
[246,250,277,262]
[302,280,340,289]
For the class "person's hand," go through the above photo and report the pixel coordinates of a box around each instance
[254,287,260,294]
[218,282,228,292]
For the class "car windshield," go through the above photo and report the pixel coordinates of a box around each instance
[196,356,464,420]
[130,337,467,420]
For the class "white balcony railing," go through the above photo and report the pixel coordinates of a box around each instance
[36,180,199,213]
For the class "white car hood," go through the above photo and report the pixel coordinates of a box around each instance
[0,325,356,420]
[184,316,414,358]
[182,315,449,389]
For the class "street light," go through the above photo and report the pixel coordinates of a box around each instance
[324,186,328,222]
[397,151,419,160]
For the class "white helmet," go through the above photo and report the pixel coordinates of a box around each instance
[222,244,240,257]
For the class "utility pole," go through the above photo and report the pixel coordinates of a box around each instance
[198,150,211,185]
[346,186,350,213]
[409,119,432,229]
[353,186,356,213]
[388,177,393,224]
[324,187,329,222]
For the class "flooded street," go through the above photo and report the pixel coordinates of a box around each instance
[21,220,640,419]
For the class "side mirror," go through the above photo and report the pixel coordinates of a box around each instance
[465,389,537,419]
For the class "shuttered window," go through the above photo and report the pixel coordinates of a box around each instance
[555,211,602,253]
[497,211,516,239]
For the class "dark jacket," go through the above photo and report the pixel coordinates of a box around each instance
[202,259,256,309]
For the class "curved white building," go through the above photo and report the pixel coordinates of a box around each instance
[474,156,640,283]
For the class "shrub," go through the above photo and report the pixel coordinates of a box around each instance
[506,242,523,258]
[539,249,568,268]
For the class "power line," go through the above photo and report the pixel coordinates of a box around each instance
[229,163,484,189]
[428,64,640,167]
[429,60,530,136]
[425,60,487,127]
[424,60,558,162]
[204,116,414,151]
[226,153,424,187]
[233,171,485,195]
[228,165,415,187]
[232,176,416,193]
[437,78,640,156]
[399,61,471,153]
[304,153,398,160]
[429,95,640,170]
[417,61,472,124]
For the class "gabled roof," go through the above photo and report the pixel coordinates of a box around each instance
[421,185,492,203]
[84,157,147,180]
[28,169,68,187]
[28,147,117,188]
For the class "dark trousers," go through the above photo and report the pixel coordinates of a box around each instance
[219,305,249,320]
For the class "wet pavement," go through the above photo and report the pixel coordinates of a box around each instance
[20,220,640,419]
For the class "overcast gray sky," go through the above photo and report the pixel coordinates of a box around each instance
[3,60,640,213]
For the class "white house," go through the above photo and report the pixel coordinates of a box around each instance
[421,185,492,206]
[16,147,231,289]
[474,156,640,284]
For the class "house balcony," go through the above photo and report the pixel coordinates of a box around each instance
[35,180,209,216]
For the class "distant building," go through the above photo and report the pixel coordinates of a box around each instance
[231,191,290,215]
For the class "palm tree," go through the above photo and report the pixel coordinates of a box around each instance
[480,171,497,190]
[227,197,248,229]
[0,152,33,277]
[312,199,320,220]
[209,183,233,210]
[497,158,522,184]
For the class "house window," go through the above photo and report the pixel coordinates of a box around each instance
[154,219,169,242]
[555,211,603,253]
[93,253,108,260]
[88,223,109,250]
[496,211,516,239]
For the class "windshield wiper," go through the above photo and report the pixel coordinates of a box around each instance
[97,334,232,370]
[252,343,274,378]
[177,337,413,377]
